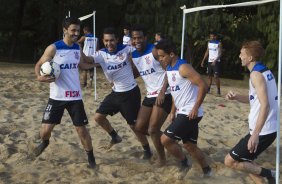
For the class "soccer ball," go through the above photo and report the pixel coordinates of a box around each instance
[40,61,61,79]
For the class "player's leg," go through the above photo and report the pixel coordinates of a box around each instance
[214,62,221,95]
[148,95,171,166]
[67,100,96,168]
[207,63,213,92]
[34,99,64,156]
[224,132,276,182]
[95,91,122,145]
[135,104,152,135]
[82,69,87,87]
[120,86,151,159]
[89,68,94,87]
[181,117,211,176]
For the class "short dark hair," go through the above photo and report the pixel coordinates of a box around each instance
[156,32,163,39]
[103,27,118,37]
[155,39,177,55]
[131,24,147,36]
[62,17,81,29]
[83,26,91,32]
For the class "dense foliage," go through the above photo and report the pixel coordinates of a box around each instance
[0,0,279,77]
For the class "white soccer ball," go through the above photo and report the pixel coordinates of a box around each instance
[40,61,61,79]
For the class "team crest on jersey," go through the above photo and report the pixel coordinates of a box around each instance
[145,56,151,65]
[117,53,125,60]
[172,73,176,82]
[74,51,79,60]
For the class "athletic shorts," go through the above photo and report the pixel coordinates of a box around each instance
[208,62,220,76]
[163,114,202,144]
[96,86,141,125]
[229,132,277,162]
[42,98,88,126]
[142,94,172,114]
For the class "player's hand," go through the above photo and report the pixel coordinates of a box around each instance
[155,90,165,106]
[200,62,204,68]
[211,61,216,66]
[37,75,55,83]
[226,91,237,100]
[248,134,259,153]
[188,108,198,120]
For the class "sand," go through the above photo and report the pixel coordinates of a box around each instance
[0,62,281,184]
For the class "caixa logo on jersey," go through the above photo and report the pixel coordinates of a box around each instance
[60,63,78,69]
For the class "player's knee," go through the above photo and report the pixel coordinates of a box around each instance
[224,154,236,168]
[183,143,197,153]
[94,113,105,124]
[148,126,159,135]
[160,134,170,146]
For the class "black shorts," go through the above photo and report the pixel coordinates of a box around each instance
[163,114,202,144]
[42,99,88,126]
[208,62,220,76]
[96,86,141,125]
[229,132,276,162]
[142,94,172,114]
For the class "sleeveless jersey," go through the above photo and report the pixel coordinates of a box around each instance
[50,40,82,101]
[92,44,137,92]
[208,40,220,62]
[132,44,169,97]
[123,35,131,45]
[167,59,203,116]
[83,33,98,56]
[248,62,277,135]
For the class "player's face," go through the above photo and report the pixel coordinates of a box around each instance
[131,31,146,52]
[239,48,252,66]
[63,24,80,43]
[103,34,118,53]
[209,34,216,40]
[157,49,171,67]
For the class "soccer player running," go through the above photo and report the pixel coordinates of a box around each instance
[130,24,172,166]
[225,41,277,184]
[34,17,96,168]
[155,39,212,179]
[81,27,150,158]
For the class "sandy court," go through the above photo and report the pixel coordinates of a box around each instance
[0,63,281,184]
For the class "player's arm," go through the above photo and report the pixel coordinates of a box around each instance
[79,46,99,69]
[215,42,222,61]
[77,35,85,46]
[168,96,176,123]
[156,74,168,106]
[180,64,208,119]
[201,44,209,67]
[248,71,269,153]
[35,44,56,83]
[226,91,249,103]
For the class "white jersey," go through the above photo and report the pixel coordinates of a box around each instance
[132,44,169,97]
[123,35,131,45]
[83,33,98,56]
[208,40,220,62]
[50,40,82,101]
[92,44,137,92]
[248,62,277,135]
[167,59,203,116]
